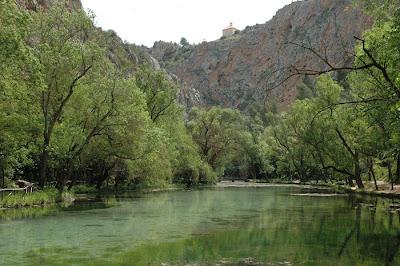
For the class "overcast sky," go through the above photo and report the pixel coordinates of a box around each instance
[80,0,295,47]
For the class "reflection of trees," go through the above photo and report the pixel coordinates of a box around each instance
[338,227,355,258]
[369,198,378,231]
[3,188,400,265]
[111,192,400,265]
[336,196,400,265]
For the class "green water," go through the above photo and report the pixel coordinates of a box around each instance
[1,185,400,265]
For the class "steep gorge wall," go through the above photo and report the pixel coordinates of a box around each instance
[17,0,374,111]
[151,0,373,110]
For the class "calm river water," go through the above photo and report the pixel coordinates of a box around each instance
[0,184,400,265]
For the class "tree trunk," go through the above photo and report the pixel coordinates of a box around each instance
[38,65,92,189]
[388,162,394,190]
[334,128,363,188]
[370,163,378,191]
[1,168,4,189]
[38,136,50,188]
[355,206,361,241]
[396,153,400,184]
[0,158,4,189]
[299,156,305,182]
[347,176,355,187]
[96,164,111,190]
[56,169,70,192]
[354,151,364,189]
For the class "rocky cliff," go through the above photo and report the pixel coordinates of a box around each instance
[150,0,373,110]
[18,0,373,111]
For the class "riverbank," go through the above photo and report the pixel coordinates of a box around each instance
[0,182,189,210]
[337,181,400,199]
[3,179,397,210]
[0,189,75,209]
[230,179,400,199]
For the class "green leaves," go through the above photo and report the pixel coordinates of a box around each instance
[187,107,252,177]
[135,66,180,123]
[0,0,41,178]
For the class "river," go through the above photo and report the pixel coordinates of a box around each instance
[0,183,400,265]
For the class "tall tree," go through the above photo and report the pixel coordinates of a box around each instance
[30,3,102,187]
[188,107,251,174]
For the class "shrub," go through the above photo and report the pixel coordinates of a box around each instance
[71,184,97,194]
[199,163,218,184]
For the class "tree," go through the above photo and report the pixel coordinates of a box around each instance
[261,1,400,187]
[188,107,252,176]
[259,75,371,188]
[180,37,189,47]
[30,3,102,187]
[135,66,179,123]
[0,0,41,185]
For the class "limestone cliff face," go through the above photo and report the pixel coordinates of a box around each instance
[150,0,373,110]
[18,0,373,110]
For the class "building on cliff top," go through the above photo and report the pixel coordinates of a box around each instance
[222,23,238,37]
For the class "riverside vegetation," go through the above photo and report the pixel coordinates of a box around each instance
[1,0,400,209]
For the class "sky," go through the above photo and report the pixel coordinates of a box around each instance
[80,0,294,47]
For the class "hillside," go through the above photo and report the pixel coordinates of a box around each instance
[17,0,373,111]
[150,0,373,110]
[16,0,159,76]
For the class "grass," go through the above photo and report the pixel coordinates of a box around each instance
[0,205,58,220]
[0,188,66,208]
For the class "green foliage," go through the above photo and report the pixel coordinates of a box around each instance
[187,107,253,178]
[0,1,217,191]
[70,184,97,194]
[180,37,189,47]
[2,0,399,193]
[135,66,180,123]
[0,0,41,179]
[258,72,399,186]
[251,3,400,187]
[355,0,400,25]
[297,82,314,100]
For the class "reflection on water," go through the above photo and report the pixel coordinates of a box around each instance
[0,186,399,265]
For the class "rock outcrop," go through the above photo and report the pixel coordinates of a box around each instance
[150,0,373,110]
[18,0,373,111]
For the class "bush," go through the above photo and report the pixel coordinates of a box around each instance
[174,166,200,186]
[71,184,98,194]
[199,163,218,184]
